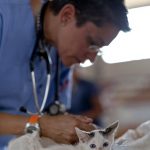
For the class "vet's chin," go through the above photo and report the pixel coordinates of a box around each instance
[61,57,80,67]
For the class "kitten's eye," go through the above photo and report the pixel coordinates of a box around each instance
[90,144,96,148]
[103,142,109,147]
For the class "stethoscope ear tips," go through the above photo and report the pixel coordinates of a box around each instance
[20,106,37,115]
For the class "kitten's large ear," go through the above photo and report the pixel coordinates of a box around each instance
[75,127,90,143]
[104,121,119,136]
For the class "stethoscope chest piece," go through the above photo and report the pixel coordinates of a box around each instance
[48,101,66,115]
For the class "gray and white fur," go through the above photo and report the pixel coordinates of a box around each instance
[44,121,119,150]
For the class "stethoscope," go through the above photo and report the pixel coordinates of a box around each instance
[20,1,66,116]
[30,40,51,115]
[20,39,66,116]
[29,40,66,116]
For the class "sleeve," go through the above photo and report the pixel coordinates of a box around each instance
[0,14,3,48]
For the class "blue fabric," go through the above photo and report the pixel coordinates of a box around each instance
[68,78,100,124]
[0,0,72,149]
[69,79,99,113]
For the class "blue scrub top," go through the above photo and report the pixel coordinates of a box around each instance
[69,78,99,114]
[0,0,72,149]
[68,78,102,125]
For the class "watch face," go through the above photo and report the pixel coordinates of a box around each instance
[49,103,59,115]
[26,126,38,134]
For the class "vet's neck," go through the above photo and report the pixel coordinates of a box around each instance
[30,0,42,17]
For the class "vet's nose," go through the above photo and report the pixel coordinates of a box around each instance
[88,52,97,63]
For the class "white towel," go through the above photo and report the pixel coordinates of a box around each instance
[8,131,56,150]
[8,120,150,150]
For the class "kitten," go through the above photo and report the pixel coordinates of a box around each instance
[43,121,119,150]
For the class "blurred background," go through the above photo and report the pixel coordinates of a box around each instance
[71,0,150,137]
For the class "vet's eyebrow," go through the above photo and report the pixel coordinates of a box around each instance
[94,37,107,48]
[87,36,105,48]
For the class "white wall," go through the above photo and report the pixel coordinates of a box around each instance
[78,57,150,82]
[125,0,150,8]
[99,58,150,81]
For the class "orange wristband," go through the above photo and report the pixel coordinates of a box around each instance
[28,115,40,124]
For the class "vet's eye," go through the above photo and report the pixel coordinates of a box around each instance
[103,142,109,147]
[90,144,96,148]
[88,45,100,52]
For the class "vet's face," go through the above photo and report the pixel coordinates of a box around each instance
[57,21,119,67]
[46,4,119,67]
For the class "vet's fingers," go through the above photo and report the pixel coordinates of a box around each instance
[79,122,95,132]
[78,115,93,123]
[70,114,94,131]
[69,114,93,123]
[62,132,79,144]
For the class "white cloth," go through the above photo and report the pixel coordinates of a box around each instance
[113,120,150,150]
[8,131,56,150]
[8,121,150,150]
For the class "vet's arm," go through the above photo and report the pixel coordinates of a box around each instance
[0,113,28,135]
[39,114,94,144]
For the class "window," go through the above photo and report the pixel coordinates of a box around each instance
[101,6,150,64]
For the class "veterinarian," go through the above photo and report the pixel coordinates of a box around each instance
[0,0,130,149]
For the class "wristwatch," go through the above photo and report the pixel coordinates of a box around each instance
[25,115,40,134]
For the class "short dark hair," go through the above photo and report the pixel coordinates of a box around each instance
[48,0,130,32]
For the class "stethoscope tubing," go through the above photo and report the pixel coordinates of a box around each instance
[31,71,51,114]
[23,1,62,115]
[30,47,52,115]
[40,74,51,112]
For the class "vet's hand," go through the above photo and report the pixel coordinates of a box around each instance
[39,114,95,144]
